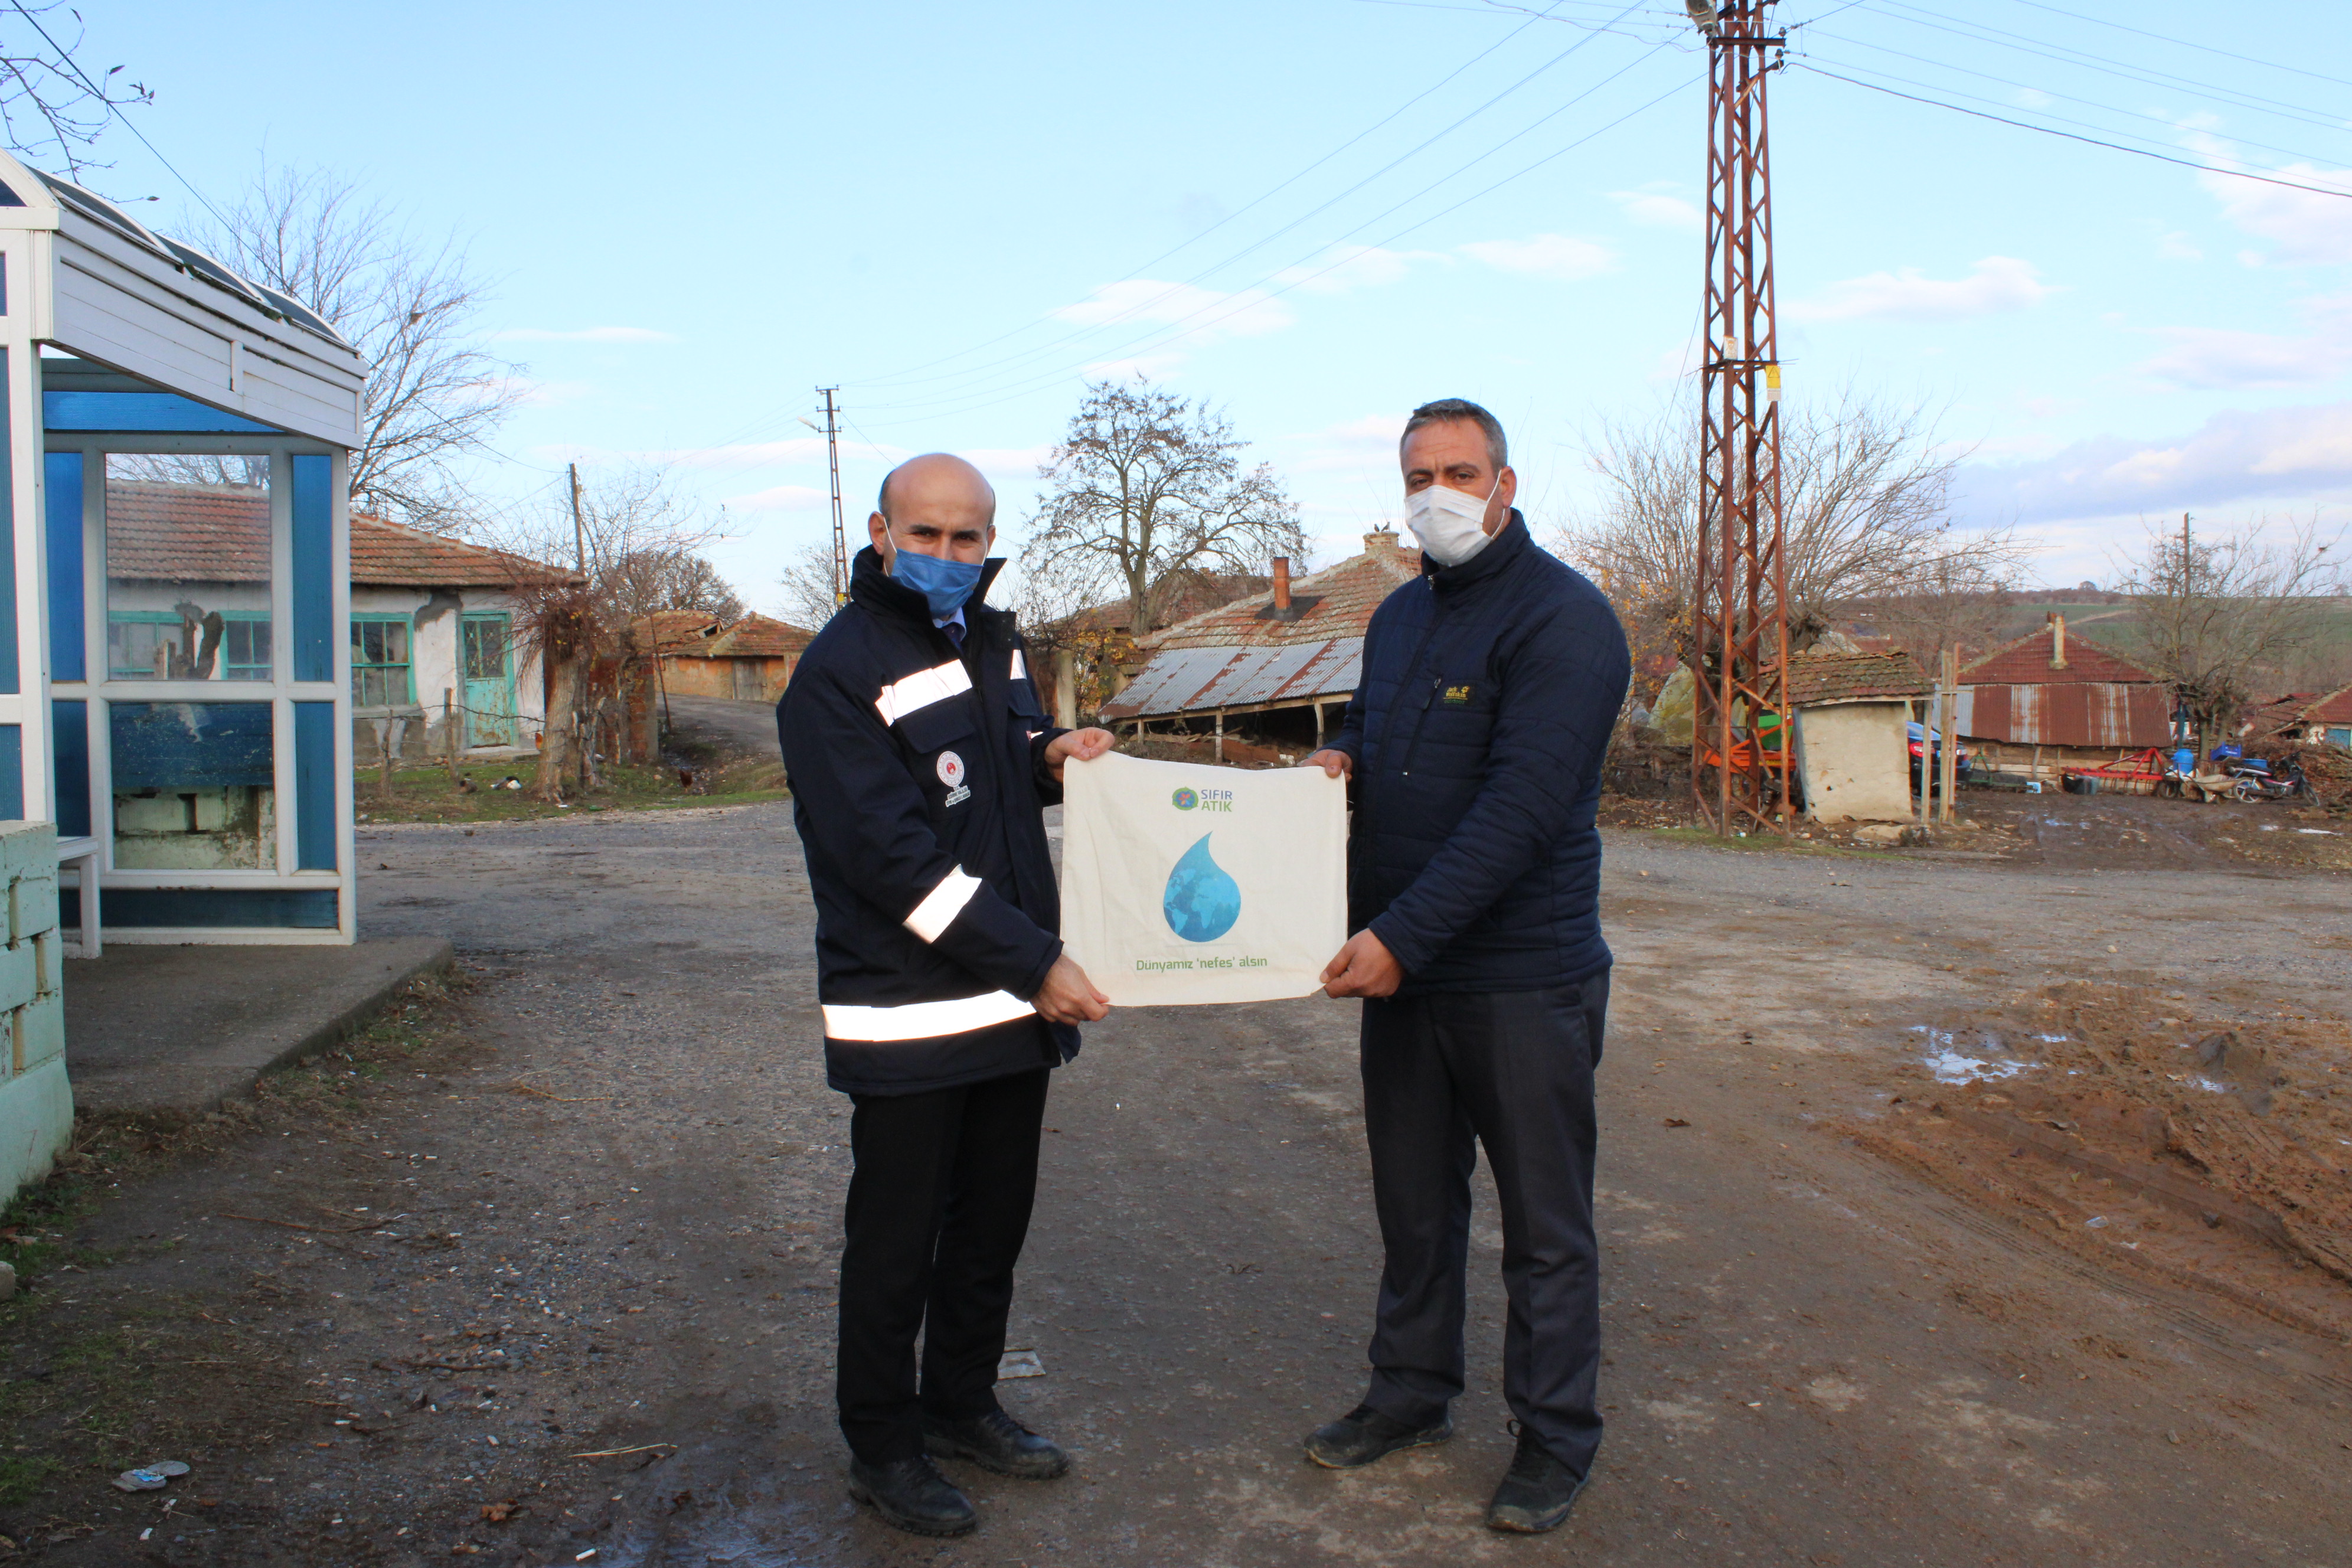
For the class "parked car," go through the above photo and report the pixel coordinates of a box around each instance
[1907,721,1972,793]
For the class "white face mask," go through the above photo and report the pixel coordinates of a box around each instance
[1403,478,1500,567]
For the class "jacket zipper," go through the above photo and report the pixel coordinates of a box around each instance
[1397,675,1444,777]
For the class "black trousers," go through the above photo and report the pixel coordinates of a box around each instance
[1357,972,1608,1479]
[837,1066,1050,1464]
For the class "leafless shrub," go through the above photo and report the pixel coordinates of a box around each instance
[0,2,150,175]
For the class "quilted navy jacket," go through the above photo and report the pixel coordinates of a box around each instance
[777,547,1077,1096]
[1329,512,1629,994]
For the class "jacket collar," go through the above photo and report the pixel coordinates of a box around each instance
[851,545,1007,630]
[1421,508,1530,594]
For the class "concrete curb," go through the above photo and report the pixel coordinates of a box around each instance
[66,937,458,1122]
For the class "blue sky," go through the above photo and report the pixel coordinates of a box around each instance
[65,1,2352,612]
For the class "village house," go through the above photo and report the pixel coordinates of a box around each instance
[1035,571,1267,725]
[2248,683,2352,750]
[1101,532,1422,757]
[349,516,573,763]
[1955,613,2173,784]
[636,610,814,705]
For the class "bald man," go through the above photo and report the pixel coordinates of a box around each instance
[778,453,1113,1537]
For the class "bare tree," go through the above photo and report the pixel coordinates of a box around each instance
[1562,388,2025,671]
[2121,512,2346,748]
[0,2,150,175]
[191,167,525,531]
[612,547,744,624]
[779,541,844,633]
[482,467,726,800]
[1023,380,1302,639]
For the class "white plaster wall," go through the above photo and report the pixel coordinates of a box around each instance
[1795,701,1913,822]
[349,586,545,757]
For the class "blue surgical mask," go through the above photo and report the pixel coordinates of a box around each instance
[889,546,984,619]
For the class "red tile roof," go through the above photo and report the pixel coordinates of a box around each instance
[103,479,579,588]
[1785,650,1929,705]
[1142,533,1422,652]
[1959,620,2159,685]
[103,480,270,582]
[633,610,813,659]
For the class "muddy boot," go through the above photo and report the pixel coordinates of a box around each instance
[1302,1403,1452,1469]
[847,1453,978,1537]
[1484,1428,1585,1534]
[923,1409,1069,1479]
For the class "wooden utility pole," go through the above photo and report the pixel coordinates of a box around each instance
[1938,646,1960,824]
[569,462,587,576]
[1687,0,1792,836]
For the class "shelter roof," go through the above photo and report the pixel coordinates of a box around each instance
[2254,683,2352,731]
[1959,620,2158,685]
[1142,533,1422,652]
[1785,650,1930,705]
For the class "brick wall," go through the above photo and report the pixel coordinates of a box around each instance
[0,823,70,1210]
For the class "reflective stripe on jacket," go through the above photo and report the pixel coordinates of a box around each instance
[778,545,1076,1096]
[1331,512,1630,994]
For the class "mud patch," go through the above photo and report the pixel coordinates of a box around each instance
[1848,983,2352,1340]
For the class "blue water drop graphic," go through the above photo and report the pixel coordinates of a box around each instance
[1162,832,1241,943]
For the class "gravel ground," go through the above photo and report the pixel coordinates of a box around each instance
[6,801,2350,1566]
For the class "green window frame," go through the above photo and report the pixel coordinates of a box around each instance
[351,614,414,707]
[108,610,272,681]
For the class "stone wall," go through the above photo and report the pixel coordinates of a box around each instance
[0,822,67,1209]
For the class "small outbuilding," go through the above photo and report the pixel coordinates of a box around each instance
[2248,683,2352,750]
[1786,649,1930,822]
[637,610,813,705]
[1955,613,2172,783]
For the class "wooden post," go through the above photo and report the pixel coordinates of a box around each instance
[444,688,462,782]
[1215,708,1226,763]
[1314,701,1327,749]
[1938,646,1959,822]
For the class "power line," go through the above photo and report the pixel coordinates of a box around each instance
[5,0,231,230]
[1798,64,2352,201]
[847,0,1577,392]
[1800,38,2352,177]
[856,68,1693,430]
[2001,0,2352,93]
[848,0,1649,406]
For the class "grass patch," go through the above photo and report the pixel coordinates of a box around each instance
[352,756,788,825]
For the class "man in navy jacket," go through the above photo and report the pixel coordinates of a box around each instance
[779,453,1112,1538]
[1302,400,1630,1534]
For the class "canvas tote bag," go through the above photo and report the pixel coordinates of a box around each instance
[1061,750,1346,1006]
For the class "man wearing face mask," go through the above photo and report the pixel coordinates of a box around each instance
[1299,400,1629,1534]
[778,452,1114,1538]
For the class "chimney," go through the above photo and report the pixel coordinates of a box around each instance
[2047,611,2067,669]
[1272,557,1292,612]
[1364,528,1397,556]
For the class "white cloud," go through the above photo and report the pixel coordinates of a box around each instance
[2138,326,2352,390]
[1608,187,1701,231]
[1275,244,1440,295]
[1458,234,1618,283]
[959,445,1055,480]
[1282,412,1408,473]
[2157,231,2203,262]
[1050,278,1294,340]
[2187,133,2352,266]
[491,325,677,344]
[1953,403,2352,525]
[1788,256,2059,324]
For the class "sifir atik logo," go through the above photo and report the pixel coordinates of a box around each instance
[1171,786,1233,813]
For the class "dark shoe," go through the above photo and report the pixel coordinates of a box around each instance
[923,1408,1070,1480]
[1485,1429,1586,1534]
[847,1453,978,1537]
[1302,1403,1452,1469]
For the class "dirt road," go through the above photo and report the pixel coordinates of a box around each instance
[8,804,2350,1566]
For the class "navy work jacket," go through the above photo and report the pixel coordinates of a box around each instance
[778,546,1077,1096]
[1329,511,1630,994]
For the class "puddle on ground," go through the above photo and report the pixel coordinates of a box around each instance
[1907,1025,2039,1084]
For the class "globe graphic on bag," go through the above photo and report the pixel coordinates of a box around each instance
[1162,832,1241,943]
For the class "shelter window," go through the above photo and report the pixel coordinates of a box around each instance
[109,701,276,871]
[104,455,273,682]
[351,616,413,707]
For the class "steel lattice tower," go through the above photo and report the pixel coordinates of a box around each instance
[818,386,848,606]
[1690,0,1791,835]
